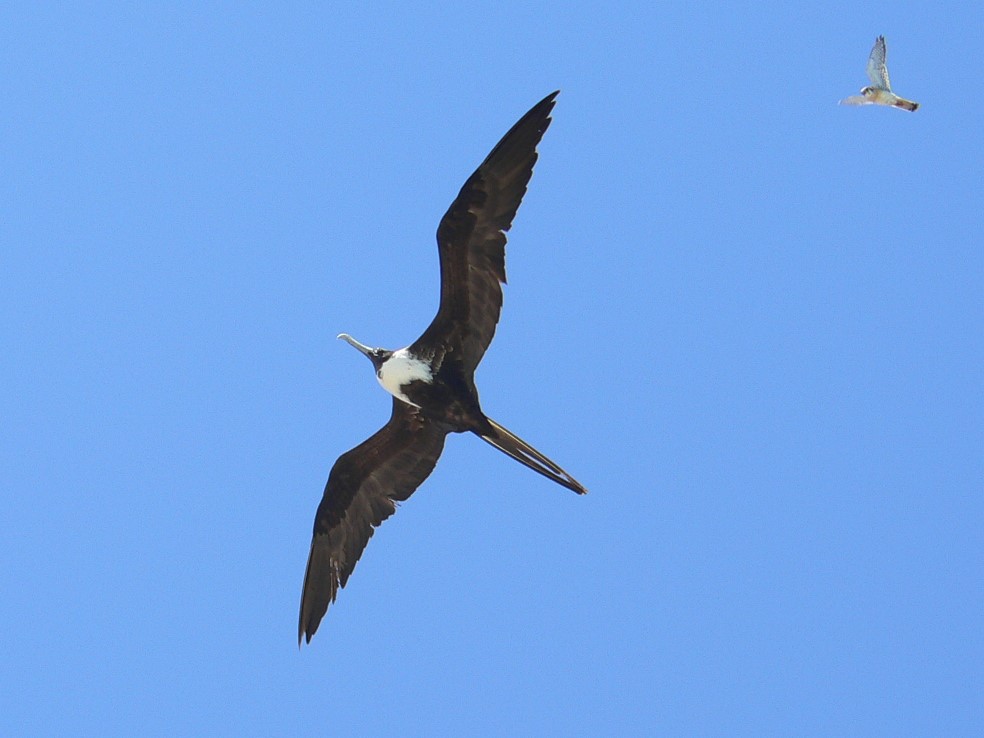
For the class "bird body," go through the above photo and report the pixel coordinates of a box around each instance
[299,92,585,645]
[370,344,434,407]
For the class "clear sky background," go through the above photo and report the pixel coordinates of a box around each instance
[3,2,981,736]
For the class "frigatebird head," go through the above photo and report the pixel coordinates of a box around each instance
[337,333,392,371]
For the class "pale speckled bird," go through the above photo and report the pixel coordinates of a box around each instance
[840,35,919,111]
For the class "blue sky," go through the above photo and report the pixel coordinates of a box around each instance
[3,2,982,735]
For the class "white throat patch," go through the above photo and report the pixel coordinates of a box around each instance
[377,349,432,405]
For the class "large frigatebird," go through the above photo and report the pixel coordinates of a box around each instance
[299,91,586,644]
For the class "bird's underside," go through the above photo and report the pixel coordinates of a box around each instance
[298,91,585,645]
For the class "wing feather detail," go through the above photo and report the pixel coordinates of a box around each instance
[866,35,891,90]
[410,91,558,373]
[298,400,447,644]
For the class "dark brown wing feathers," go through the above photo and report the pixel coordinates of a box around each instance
[298,400,447,643]
[299,93,561,644]
[412,91,559,372]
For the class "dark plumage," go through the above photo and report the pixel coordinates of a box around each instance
[299,92,585,645]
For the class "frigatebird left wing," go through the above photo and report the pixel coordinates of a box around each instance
[298,399,447,644]
[410,91,558,374]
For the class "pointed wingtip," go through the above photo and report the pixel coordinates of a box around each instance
[298,611,320,648]
[534,90,560,118]
[298,617,308,647]
[534,90,560,113]
[298,613,308,648]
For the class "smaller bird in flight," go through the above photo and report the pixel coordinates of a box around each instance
[840,35,919,111]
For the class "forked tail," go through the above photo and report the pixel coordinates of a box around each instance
[477,418,587,494]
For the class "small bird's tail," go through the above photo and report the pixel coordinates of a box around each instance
[894,98,919,112]
[477,418,587,494]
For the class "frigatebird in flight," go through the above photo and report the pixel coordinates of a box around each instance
[299,91,586,644]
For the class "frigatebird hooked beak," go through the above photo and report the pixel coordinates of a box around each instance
[299,91,585,645]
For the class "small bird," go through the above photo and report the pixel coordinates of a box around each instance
[298,91,586,645]
[840,35,919,111]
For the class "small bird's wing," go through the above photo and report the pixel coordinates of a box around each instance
[839,95,870,106]
[298,400,448,644]
[866,35,891,90]
[410,91,558,375]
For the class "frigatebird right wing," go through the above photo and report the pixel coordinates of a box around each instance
[411,91,558,374]
[298,399,447,644]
